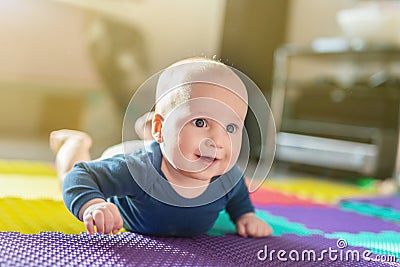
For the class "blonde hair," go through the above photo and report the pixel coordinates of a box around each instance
[154,57,245,118]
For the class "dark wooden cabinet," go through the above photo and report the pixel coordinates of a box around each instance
[271,43,400,178]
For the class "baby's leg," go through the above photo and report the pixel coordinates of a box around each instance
[50,129,92,183]
[99,140,147,160]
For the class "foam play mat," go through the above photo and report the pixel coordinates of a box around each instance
[0,159,399,266]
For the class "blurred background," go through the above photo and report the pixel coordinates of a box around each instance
[1,0,400,180]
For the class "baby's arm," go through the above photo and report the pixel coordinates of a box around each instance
[235,212,272,238]
[63,155,138,235]
[225,177,272,238]
[78,198,123,235]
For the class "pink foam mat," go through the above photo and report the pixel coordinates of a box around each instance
[250,187,326,207]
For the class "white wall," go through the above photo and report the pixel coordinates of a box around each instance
[0,0,102,89]
[0,0,227,159]
[56,0,227,72]
[286,0,354,44]
[0,0,226,87]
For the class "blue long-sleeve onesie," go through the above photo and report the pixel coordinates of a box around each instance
[63,141,254,237]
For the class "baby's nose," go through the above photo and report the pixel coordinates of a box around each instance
[199,138,218,160]
[206,126,227,149]
[203,138,217,148]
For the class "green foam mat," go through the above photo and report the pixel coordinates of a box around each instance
[325,231,400,260]
[207,209,322,236]
[340,201,400,222]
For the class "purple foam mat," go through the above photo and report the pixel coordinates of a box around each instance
[341,195,400,211]
[264,206,400,234]
[0,232,397,266]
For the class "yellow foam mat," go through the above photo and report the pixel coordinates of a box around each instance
[263,178,378,204]
[0,160,56,176]
[0,159,61,200]
[0,174,62,200]
[0,160,85,233]
[0,198,85,234]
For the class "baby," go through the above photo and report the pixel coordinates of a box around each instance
[52,57,272,237]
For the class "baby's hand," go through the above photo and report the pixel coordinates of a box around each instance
[236,212,273,238]
[81,200,124,235]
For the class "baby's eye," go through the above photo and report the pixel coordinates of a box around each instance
[193,118,207,128]
[226,124,237,133]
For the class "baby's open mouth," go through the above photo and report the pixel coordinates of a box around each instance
[196,155,217,163]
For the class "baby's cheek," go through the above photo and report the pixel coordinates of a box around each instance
[228,137,242,166]
[178,128,196,151]
[177,139,193,161]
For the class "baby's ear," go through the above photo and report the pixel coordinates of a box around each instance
[152,113,164,143]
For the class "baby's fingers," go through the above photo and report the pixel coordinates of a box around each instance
[92,210,105,234]
[83,204,123,235]
[236,221,248,237]
[102,208,117,234]
[83,212,95,235]
[112,211,124,234]
[247,221,273,238]
[263,224,273,237]
[95,204,123,234]
[245,222,258,237]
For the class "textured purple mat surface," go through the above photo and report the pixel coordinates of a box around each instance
[0,232,397,266]
[264,206,400,233]
[342,195,400,210]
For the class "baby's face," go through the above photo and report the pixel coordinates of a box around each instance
[160,83,248,181]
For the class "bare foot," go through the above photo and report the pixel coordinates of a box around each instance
[135,112,154,140]
[50,130,93,184]
[50,129,92,155]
